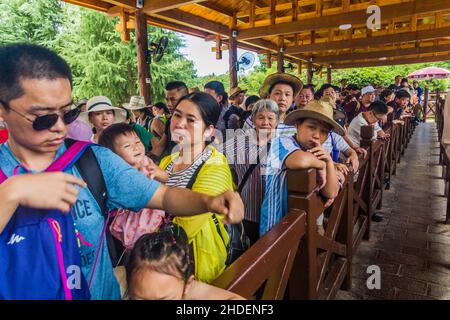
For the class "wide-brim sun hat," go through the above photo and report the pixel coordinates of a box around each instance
[319,96,346,122]
[259,72,303,99]
[229,86,248,99]
[79,96,127,125]
[284,99,346,136]
[122,95,148,111]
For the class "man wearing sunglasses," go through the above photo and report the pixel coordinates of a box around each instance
[0,44,244,300]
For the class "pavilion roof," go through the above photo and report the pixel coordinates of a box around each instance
[63,0,450,69]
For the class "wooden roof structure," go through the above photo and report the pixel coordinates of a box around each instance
[63,0,450,69]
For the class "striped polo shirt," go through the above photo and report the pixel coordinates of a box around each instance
[221,133,268,223]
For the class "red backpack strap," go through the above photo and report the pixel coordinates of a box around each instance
[46,140,92,173]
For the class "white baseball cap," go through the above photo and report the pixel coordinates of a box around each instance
[361,85,376,96]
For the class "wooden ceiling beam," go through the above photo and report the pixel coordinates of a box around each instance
[313,43,450,63]
[142,0,208,13]
[146,15,209,38]
[102,0,135,10]
[333,53,450,69]
[285,26,450,54]
[152,9,229,35]
[196,2,234,17]
[237,0,450,40]
[63,0,110,12]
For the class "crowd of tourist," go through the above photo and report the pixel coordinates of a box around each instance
[0,43,420,300]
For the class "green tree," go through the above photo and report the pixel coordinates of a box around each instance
[56,5,197,104]
[0,0,198,105]
[0,0,63,47]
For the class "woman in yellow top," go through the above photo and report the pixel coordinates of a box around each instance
[147,92,234,283]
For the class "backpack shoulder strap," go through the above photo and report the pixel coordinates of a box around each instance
[185,160,207,190]
[48,140,91,173]
[0,167,7,183]
[65,139,123,267]
[64,139,107,215]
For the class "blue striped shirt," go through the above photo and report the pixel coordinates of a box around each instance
[259,135,300,236]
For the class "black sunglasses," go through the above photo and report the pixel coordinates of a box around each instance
[0,100,81,131]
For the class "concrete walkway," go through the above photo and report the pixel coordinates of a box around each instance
[337,122,450,300]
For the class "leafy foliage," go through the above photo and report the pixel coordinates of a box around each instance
[0,0,197,105]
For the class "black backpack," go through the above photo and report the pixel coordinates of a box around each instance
[65,139,125,267]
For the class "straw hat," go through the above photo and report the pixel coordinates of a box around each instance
[284,99,345,136]
[320,96,346,122]
[122,95,148,110]
[229,86,248,99]
[259,73,303,99]
[79,96,127,125]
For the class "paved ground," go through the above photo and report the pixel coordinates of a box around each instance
[336,122,450,300]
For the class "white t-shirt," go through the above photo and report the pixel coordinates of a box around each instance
[348,113,381,148]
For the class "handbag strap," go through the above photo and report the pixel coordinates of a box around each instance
[237,142,271,193]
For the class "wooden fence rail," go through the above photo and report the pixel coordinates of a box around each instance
[435,96,450,224]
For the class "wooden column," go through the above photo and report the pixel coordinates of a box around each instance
[229,15,238,89]
[277,36,285,73]
[266,53,272,69]
[423,86,429,123]
[327,65,332,84]
[135,10,151,104]
[307,60,313,84]
[215,35,222,60]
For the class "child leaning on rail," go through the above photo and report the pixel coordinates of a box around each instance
[259,99,343,237]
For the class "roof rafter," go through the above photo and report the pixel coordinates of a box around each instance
[313,43,450,63]
[236,0,450,40]
[333,53,450,69]
[285,26,450,54]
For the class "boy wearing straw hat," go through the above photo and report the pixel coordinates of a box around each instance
[243,72,302,137]
[259,99,342,236]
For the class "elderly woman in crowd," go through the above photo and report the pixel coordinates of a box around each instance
[221,99,279,245]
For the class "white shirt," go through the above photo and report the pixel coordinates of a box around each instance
[348,113,381,148]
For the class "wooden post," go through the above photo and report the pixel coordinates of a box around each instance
[119,9,130,42]
[423,86,429,122]
[307,59,313,84]
[135,10,151,105]
[215,35,222,60]
[287,169,323,299]
[229,15,238,89]
[327,65,332,84]
[360,125,374,240]
[277,36,285,73]
[297,62,302,76]
[266,53,272,69]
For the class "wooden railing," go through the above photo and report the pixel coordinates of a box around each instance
[435,96,450,224]
[215,116,416,299]
[212,211,306,299]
